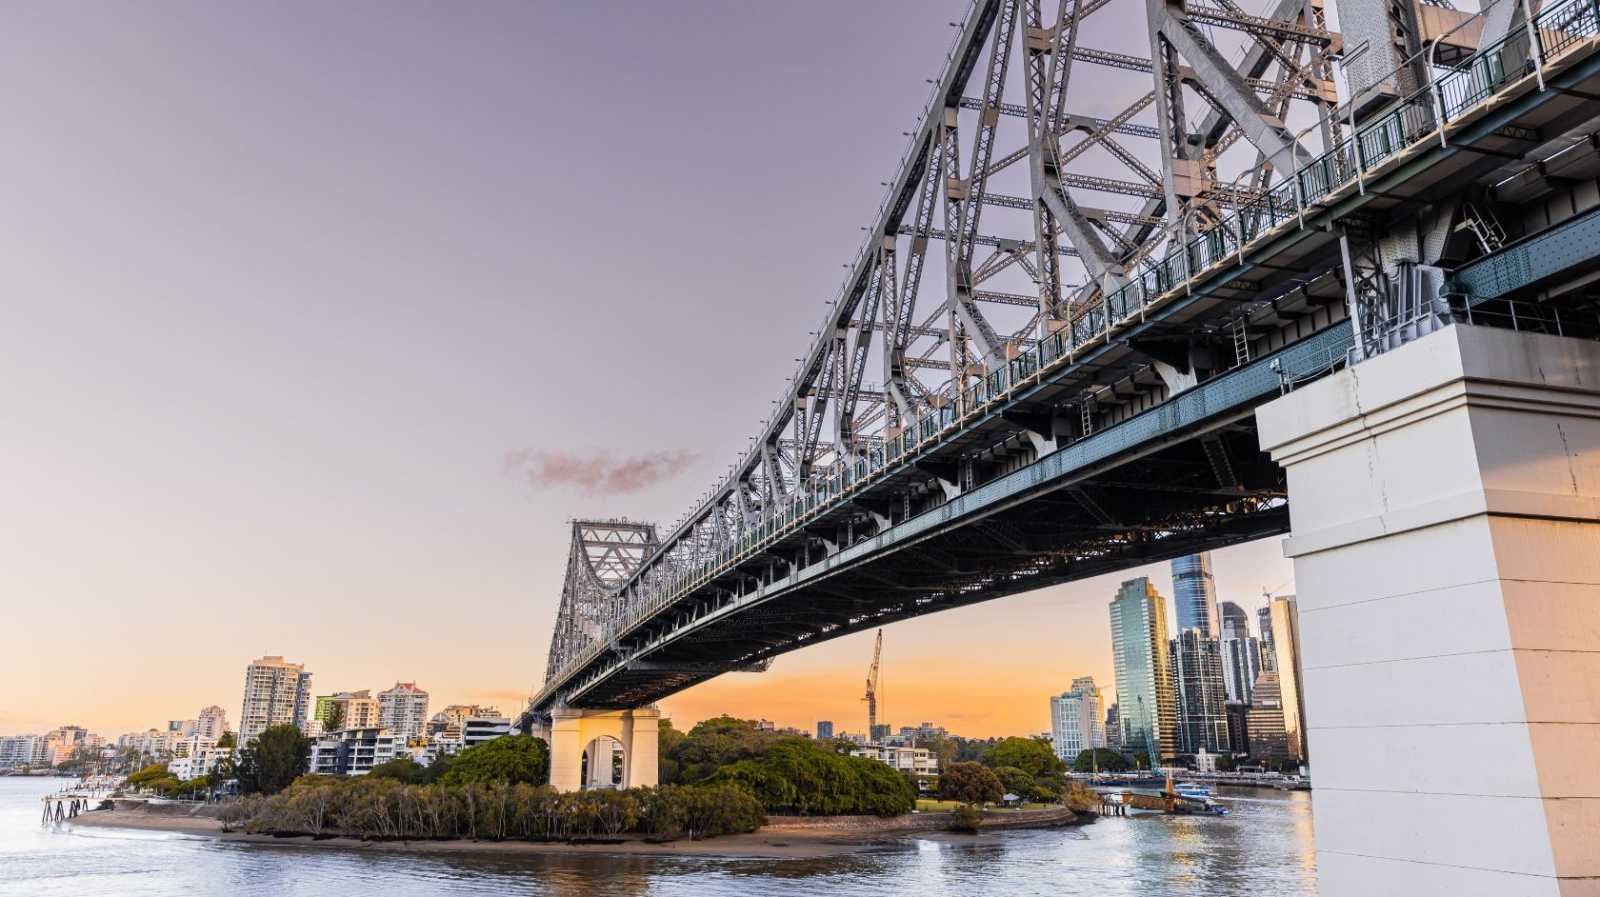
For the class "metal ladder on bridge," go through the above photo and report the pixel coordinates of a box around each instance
[1230,318,1251,367]
[1457,202,1507,256]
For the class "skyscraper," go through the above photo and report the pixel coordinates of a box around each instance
[1222,635,1263,705]
[1219,601,1263,705]
[1109,577,1177,768]
[1219,601,1249,637]
[816,720,834,741]
[1049,676,1106,762]
[1104,704,1121,753]
[1266,595,1308,764]
[1170,553,1221,637]
[1170,629,1230,755]
[239,656,313,743]
[378,682,430,744]
[1257,605,1277,670]
[1246,670,1292,762]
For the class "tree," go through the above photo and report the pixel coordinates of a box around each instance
[217,732,237,749]
[925,734,958,771]
[235,725,311,795]
[368,757,429,784]
[981,737,1062,779]
[657,719,686,784]
[991,765,1037,802]
[705,737,915,816]
[424,753,453,784]
[937,762,1003,806]
[126,763,172,790]
[665,716,783,785]
[323,703,346,733]
[1073,748,1130,773]
[439,735,548,786]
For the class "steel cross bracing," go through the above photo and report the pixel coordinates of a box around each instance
[532,0,1353,696]
[534,0,1600,712]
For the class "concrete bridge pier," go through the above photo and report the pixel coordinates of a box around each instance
[546,705,660,792]
[1257,325,1600,896]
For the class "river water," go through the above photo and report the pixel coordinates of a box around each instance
[2,777,1317,896]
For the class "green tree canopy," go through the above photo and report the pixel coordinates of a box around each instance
[367,757,430,785]
[705,737,915,817]
[126,763,171,790]
[217,732,237,749]
[938,761,1004,806]
[663,716,784,785]
[235,725,311,795]
[439,735,548,786]
[991,765,1038,801]
[1073,747,1130,773]
[657,720,686,784]
[981,737,1063,778]
[323,703,346,733]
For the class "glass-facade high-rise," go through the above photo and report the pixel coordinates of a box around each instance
[1222,632,1263,704]
[1219,600,1262,705]
[1109,577,1177,769]
[1170,629,1230,755]
[1219,601,1249,638]
[816,720,834,741]
[1171,553,1221,637]
[1257,605,1277,670]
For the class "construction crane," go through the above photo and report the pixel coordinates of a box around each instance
[863,629,882,741]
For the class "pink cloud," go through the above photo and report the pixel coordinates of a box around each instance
[504,448,699,496]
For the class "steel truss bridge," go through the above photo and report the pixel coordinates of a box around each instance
[526,0,1600,722]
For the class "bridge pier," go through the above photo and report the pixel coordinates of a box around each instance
[1258,325,1600,897]
[546,705,660,792]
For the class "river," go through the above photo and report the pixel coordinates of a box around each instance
[1,776,1317,895]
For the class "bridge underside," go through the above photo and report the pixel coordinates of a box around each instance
[584,416,1290,708]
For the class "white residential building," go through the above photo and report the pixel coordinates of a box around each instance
[195,705,229,741]
[118,728,192,760]
[315,691,381,731]
[0,735,48,768]
[462,715,510,749]
[850,745,939,790]
[306,727,397,776]
[377,682,430,744]
[1050,676,1107,763]
[168,745,234,780]
[239,656,313,742]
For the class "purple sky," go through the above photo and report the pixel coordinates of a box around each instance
[0,1,1295,737]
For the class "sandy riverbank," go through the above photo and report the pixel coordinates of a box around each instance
[70,803,1086,859]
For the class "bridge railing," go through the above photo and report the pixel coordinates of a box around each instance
[539,0,1600,704]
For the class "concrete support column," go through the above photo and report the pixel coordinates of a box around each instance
[1257,325,1600,896]
[547,709,583,793]
[625,706,660,789]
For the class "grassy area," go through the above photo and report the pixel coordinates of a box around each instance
[915,799,1057,812]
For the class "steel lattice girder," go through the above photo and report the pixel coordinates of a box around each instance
[535,0,1353,705]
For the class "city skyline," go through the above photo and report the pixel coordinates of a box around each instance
[6,538,1288,738]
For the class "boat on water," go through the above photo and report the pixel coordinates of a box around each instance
[1168,776,1227,815]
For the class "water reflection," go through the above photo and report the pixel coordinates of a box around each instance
[1,779,1316,897]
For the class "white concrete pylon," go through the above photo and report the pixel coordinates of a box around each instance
[546,706,662,793]
[1257,324,1600,897]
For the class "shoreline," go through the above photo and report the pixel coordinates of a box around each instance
[68,804,1087,860]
